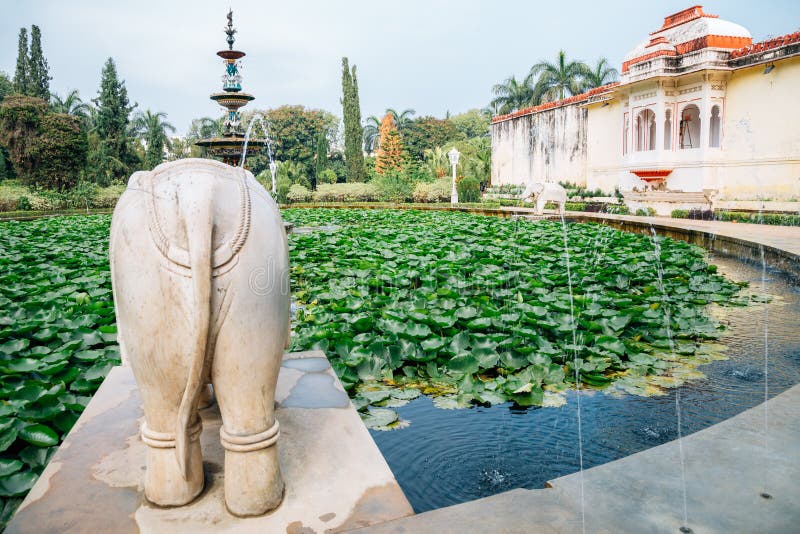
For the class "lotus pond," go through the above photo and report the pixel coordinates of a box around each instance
[0,209,797,519]
[281,208,799,511]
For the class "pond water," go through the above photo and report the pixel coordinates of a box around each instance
[370,254,800,513]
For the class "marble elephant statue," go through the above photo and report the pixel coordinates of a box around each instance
[523,181,567,215]
[109,158,290,516]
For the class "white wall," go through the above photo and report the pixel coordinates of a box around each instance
[491,104,588,188]
[718,56,800,200]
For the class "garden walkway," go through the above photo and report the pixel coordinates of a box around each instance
[556,211,800,257]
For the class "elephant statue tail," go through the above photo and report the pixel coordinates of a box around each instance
[175,187,215,480]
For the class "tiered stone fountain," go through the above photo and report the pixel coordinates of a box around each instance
[195,10,267,167]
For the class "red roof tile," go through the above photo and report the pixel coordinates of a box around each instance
[491,82,620,124]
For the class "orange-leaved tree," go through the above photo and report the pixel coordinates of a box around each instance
[375,112,404,174]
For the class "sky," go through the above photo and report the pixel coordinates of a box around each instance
[2,0,798,136]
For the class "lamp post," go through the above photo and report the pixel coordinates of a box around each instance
[448,147,460,205]
[269,160,278,196]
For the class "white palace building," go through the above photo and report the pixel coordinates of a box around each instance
[490,5,800,214]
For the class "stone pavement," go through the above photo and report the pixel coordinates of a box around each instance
[355,383,800,534]
[7,351,413,533]
[560,211,800,257]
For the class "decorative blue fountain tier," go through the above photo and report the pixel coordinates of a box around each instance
[195,10,267,167]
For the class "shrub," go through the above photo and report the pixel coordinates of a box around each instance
[671,209,688,219]
[457,176,480,203]
[412,178,451,203]
[15,195,31,211]
[313,183,379,203]
[287,184,313,203]
[605,203,629,215]
[63,181,98,209]
[565,201,587,212]
[0,95,87,190]
[635,208,647,216]
[372,169,413,202]
[94,184,126,208]
[485,184,525,196]
[317,168,338,184]
[405,162,434,184]
[276,176,291,204]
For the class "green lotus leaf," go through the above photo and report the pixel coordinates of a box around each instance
[594,335,626,356]
[401,323,431,339]
[1,359,41,374]
[19,445,56,469]
[19,424,59,447]
[420,337,446,352]
[360,408,398,430]
[0,339,30,356]
[454,307,478,320]
[0,429,19,453]
[0,459,24,477]
[0,471,38,497]
[447,354,479,375]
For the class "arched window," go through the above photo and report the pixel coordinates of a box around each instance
[709,105,721,148]
[635,109,656,151]
[664,108,672,150]
[679,104,701,149]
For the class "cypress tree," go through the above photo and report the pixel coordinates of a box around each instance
[92,58,136,184]
[27,25,51,100]
[13,28,29,95]
[341,57,366,182]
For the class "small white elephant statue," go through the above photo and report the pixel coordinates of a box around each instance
[109,158,290,516]
[523,182,567,215]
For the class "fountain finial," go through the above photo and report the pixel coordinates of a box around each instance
[225,9,237,50]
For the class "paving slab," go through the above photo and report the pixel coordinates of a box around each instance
[355,384,800,534]
[7,351,412,533]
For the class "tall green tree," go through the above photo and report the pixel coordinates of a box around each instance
[133,110,175,170]
[13,28,29,95]
[490,75,535,115]
[450,109,490,139]
[529,50,589,102]
[28,25,51,100]
[341,57,366,182]
[581,58,619,91]
[314,130,328,190]
[0,72,12,104]
[92,58,137,184]
[401,116,462,162]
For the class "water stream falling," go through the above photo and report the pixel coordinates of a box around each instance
[759,245,771,500]
[649,226,690,533]
[559,213,586,534]
[754,194,771,501]
[240,114,278,194]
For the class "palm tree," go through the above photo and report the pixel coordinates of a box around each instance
[363,115,381,154]
[423,146,450,177]
[489,75,535,115]
[133,110,176,169]
[386,108,416,130]
[363,109,416,154]
[581,58,619,91]
[529,50,590,102]
[50,89,91,119]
